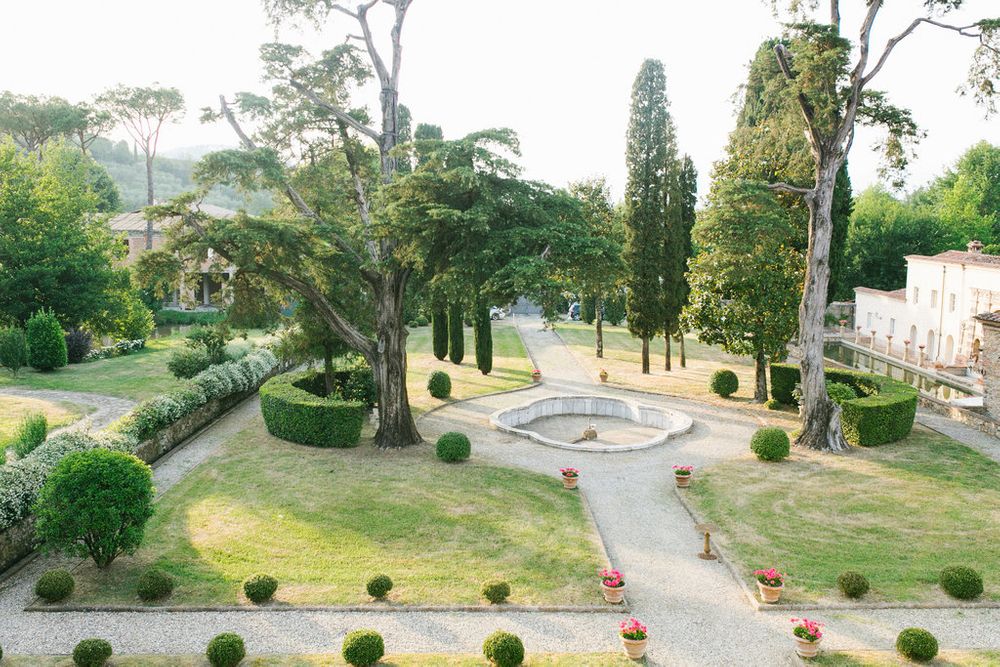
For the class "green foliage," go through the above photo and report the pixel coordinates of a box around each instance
[432,308,449,361]
[341,629,385,667]
[939,565,984,600]
[448,302,465,365]
[580,295,596,324]
[154,308,227,326]
[105,290,155,342]
[64,329,93,364]
[35,568,75,602]
[709,369,739,398]
[13,413,47,458]
[473,301,493,375]
[72,638,113,667]
[826,381,858,405]
[0,326,27,376]
[482,630,525,667]
[167,347,213,379]
[896,628,939,663]
[765,399,782,411]
[137,567,175,601]
[481,579,511,604]
[206,633,246,667]
[243,573,278,603]
[770,364,918,446]
[837,571,870,599]
[33,449,154,568]
[186,324,233,364]
[427,370,452,399]
[259,371,364,448]
[603,291,626,327]
[366,573,393,599]
[751,427,790,462]
[26,309,68,371]
[436,432,471,463]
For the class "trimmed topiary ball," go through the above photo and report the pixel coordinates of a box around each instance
[481,580,511,604]
[939,565,984,600]
[765,399,782,410]
[709,369,739,397]
[367,574,393,599]
[837,571,870,599]
[206,632,246,667]
[896,628,939,663]
[243,573,278,604]
[35,568,75,602]
[137,568,175,602]
[826,381,858,405]
[72,638,112,667]
[342,629,385,667]
[436,431,471,462]
[750,427,790,462]
[482,630,525,667]
[427,370,452,399]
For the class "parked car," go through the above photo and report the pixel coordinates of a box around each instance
[568,302,580,321]
[489,306,507,321]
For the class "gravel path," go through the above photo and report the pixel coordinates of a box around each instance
[2,317,999,665]
[0,387,135,434]
[916,408,1000,464]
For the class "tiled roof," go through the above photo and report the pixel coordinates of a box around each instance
[907,250,1000,268]
[108,204,237,233]
[854,286,906,301]
[976,311,1000,325]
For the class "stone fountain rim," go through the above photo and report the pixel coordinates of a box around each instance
[489,393,693,453]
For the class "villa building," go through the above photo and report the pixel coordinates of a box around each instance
[108,204,237,310]
[853,240,1000,368]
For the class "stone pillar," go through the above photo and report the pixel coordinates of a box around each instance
[855,326,862,344]
[975,314,1000,418]
[903,340,911,364]
[886,335,893,357]
[869,330,877,351]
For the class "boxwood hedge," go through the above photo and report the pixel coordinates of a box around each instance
[769,363,917,447]
[260,371,365,448]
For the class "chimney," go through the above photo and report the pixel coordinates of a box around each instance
[968,239,984,254]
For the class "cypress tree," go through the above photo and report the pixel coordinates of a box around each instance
[676,156,698,368]
[432,306,448,361]
[473,300,493,375]
[447,301,464,365]
[624,59,670,374]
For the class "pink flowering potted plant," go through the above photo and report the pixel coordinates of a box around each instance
[755,568,785,603]
[599,368,609,383]
[619,617,648,659]
[559,467,579,489]
[791,618,824,658]
[599,568,626,604]
[672,465,694,488]
[531,368,542,382]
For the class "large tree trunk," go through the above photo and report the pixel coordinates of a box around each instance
[145,154,155,249]
[641,337,650,374]
[678,332,686,368]
[754,350,768,403]
[664,328,672,371]
[595,294,604,358]
[797,165,849,451]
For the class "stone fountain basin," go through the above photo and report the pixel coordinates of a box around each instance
[489,394,693,452]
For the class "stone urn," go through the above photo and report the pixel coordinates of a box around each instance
[621,637,648,660]
[601,581,626,604]
[674,472,691,488]
[794,635,822,659]
[599,369,608,383]
[757,581,783,604]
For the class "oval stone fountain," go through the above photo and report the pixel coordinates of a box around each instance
[489,395,693,452]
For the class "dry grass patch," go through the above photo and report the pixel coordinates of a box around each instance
[813,651,1000,666]
[0,395,90,454]
[3,653,635,666]
[688,426,1000,604]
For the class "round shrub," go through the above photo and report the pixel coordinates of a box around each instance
[481,580,511,604]
[259,371,365,448]
[837,571,870,599]
[896,628,939,663]
[0,325,28,377]
[366,573,393,599]
[34,449,154,568]
[415,315,429,327]
[64,329,93,364]
[243,573,278,604]
[342,629,385,667]
[137,568,175,601]
[765,399,782,410]
[35,568,75,602]
[826,381,858,405]
[436,432,471,462]
[206,632,246,667]
[939,565,984,600]
[167,347,213,379]
[709,369,739,397]
[482,630,525,667]
[26,308,67,371]
[72,638,112,667]
[750,427,790,462]
[427,370,452,399]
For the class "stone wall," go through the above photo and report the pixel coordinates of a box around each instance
[920,397,1000,439]
[978,318,1000,418]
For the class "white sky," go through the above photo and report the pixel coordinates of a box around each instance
[2,1,997,201]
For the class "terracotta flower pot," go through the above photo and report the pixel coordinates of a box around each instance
[794,635,822,659]
[757,581,783,604]
[599,371,608,383]
[620,637,648,660]
[674,473,691,488]
[531,372,542,383]
[601,581,626,604]
[562,475,578,489]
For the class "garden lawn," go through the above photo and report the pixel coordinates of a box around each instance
[67,417,606,607]
[406,320,533,415]
[3,654,634,666]
[813,651,1000,666]
[688,426,1000,604]
[0,395,89,453]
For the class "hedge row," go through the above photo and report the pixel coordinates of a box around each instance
[260,370,365,448]
[0,349,280,533]
[770,363,918,446]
